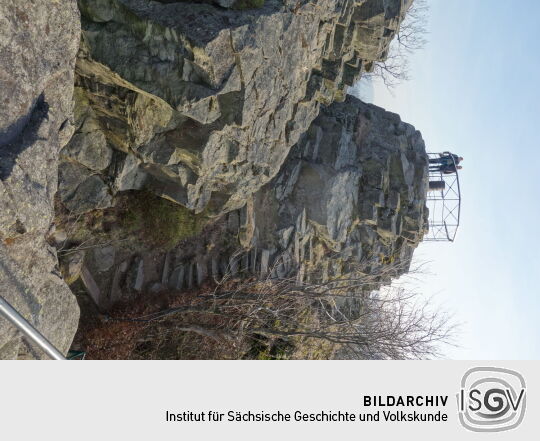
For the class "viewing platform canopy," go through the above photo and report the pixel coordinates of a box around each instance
[424,152,462,242]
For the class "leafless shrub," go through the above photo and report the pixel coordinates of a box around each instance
[366,0,429,88]
[107,254,457,360]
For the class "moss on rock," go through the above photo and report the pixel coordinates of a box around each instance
[121,191,209,250]
[233,0,265,10]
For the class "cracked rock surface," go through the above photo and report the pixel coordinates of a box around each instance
[1,0,426,358]
[0,0,81,358]
[243,95,429,285]
[69,96,429,308]
[62,0,410,216]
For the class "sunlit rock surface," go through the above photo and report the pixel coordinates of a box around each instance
[244,96,429,284]
[0,0,81,359]
[62,0,409,215]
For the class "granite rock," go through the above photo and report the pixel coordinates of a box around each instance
[0,0,81,358]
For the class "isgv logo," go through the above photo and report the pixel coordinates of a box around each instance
[457,367,526,432]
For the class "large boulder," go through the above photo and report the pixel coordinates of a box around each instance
[0,0,81,359]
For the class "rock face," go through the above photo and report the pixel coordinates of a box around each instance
[60,0,411,216]
[174,95,429,289]
[74,96,429,304]
[0,1,81,358]
[1,0,427,359]
[50,0,426,310]
[243,96,429,284]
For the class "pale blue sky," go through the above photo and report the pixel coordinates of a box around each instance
[363,0,540,359]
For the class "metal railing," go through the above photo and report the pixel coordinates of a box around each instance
[424,153,462,242]
[0,295,66,360]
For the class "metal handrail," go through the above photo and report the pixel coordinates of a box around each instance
[443,221,452,242]
[0,295,66,360]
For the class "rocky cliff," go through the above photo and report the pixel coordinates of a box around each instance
[0,0,80,358]
[244,96,429,284]
[0,0,427,359]
[58,95,428,311]
[60,0,410,216]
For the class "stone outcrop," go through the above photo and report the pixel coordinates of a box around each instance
[243,95,429,284]
[1,0,428,359]
[72,96,429,305]
[0,0,81,358]
[187,96,429,289]
[60,0,411,216]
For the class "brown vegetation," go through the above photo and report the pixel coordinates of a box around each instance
[71,257,457,360]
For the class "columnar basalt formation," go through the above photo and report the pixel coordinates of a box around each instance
[1,0,428,359]
[199,96,429,289]
[68,96,429,306]
[60,0,411,216]
[244,95,429,284]
[0,0,81,359]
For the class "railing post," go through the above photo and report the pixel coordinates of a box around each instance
[0,295,66,360]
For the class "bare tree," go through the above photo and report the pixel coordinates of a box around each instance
[365,0,429,88]
[109,255,457,360]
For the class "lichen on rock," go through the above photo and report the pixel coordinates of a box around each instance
[62,0,410,216]
[243,96,429,285]
[0,0,81,359]
[1,0,429,359]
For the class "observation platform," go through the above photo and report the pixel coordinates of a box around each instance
[424,152,462,242]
